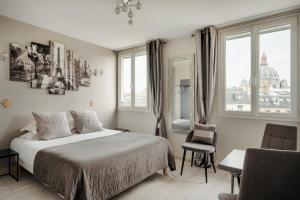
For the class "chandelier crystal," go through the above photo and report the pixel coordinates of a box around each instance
[114,0,142,25]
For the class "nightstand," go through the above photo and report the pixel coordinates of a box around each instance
[114,128,130,132]
[0,149,19,181]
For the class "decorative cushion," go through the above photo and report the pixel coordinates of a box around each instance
[32,112,72,140]
[191,124,216,145]
[70,110,103,134]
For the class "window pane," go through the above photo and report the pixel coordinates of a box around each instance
[134,54,147,107]
[258,25,291,114]
[225,33,251,112]
[120,57,131,107]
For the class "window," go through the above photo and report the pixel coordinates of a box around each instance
[118,48,149,111]
[220,17,298,120]
[258,25,291,114]
[120,57,131,107]
[225,32,251,112]
[134,54,148,107]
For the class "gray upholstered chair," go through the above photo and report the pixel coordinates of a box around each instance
[180,124,217,183]
[261,123,297,150]
[218,148,300,200]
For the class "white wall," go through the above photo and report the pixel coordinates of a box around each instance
[118,31,300,163]
[0,15,117,150]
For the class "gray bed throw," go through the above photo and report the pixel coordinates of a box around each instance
[33,132,176,200]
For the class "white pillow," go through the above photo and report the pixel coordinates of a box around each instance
[20,118,75,135]
[32,112,72,140]
[70,110,103,134]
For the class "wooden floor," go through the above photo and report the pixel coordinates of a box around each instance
[0,160,238,200]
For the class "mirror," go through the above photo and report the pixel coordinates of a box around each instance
[169,55,194,131]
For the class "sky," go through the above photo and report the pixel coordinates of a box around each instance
[134,54,147,94]
[226,27,291,88]
[122,57,131,94]
[121,54,147,94]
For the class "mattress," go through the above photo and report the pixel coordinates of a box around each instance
[10,129,122,174]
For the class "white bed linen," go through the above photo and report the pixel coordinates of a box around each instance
[10,129,121,174]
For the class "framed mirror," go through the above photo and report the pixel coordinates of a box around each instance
[169,55,194,132]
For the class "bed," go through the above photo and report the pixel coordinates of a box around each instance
[11,129,176,200]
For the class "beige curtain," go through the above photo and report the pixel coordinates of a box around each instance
[195,26,218,124]
[147,40,176,171]
[146,39,167,138]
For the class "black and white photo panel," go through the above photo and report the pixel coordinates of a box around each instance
[48,41,66,95]
[80,58,91,87]
[30,42,51,89]
[65,50,80,91]
[10,43,35,82]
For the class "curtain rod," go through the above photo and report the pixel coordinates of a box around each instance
[147,39,167,44]
[191,29,210,37]
[114,40,167,52]
[191,7,300,37]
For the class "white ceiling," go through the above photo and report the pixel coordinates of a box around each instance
[0,0,300,50]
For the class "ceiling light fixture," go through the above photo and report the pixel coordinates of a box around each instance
[114,0,142,25]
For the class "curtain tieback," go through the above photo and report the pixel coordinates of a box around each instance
[157,116,162,122]
[155,116,163,136]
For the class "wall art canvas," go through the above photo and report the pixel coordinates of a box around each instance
[79,58,91,87]
[65,50,80,91]
[10,43,35,82]
[48,41,66,95]
[9,40,92,95]
[30,42,52,89]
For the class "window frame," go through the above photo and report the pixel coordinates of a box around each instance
[118,46,150,112]
[219,16,299,121]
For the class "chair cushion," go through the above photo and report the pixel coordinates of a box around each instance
[182,142,215,153]
[218,193,238,200]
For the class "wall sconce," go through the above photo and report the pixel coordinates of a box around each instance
[94,67,104,77]
[0,52,9,61]
[1,99,12,108]
[90,100,96,108]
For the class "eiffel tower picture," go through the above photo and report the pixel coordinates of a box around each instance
[48,41,66,95]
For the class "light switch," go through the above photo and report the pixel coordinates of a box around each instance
[1,99,12,108]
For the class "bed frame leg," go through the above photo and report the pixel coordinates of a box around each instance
[163,168,168,176]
